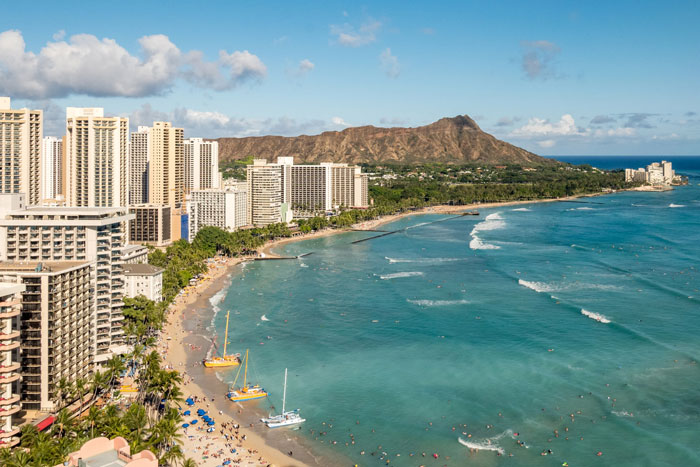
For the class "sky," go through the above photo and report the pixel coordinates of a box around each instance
[1,0,699,155]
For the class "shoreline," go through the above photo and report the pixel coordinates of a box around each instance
[158,189,626,466]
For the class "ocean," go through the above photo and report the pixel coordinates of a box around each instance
[211,156,700,466]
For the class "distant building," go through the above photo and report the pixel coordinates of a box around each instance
[129,126,150,205]
[65,107,129,208]
[129,204,171,247]
[41,136,63,201]
[123,263,163,302]
[189,187,247,239]
[625,160,677,185]
[60,436,157,467]
[0,261,93,412]
[0,97,43,205]
[121,244,149,264]
[148,122,184,210]
[184,138,220,193]
[0,282,24,448]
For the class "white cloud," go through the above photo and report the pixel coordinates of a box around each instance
[129,104,347,138]
[520,40,561,80]
[0,29,266,99]
[379,48,400,78]
[511,114,582,138]
[52,30,65,41]
[287,58,314,78]
[538,139,556,148]
[330,19,381,47]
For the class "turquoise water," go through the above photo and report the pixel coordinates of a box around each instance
[212,158,700,466]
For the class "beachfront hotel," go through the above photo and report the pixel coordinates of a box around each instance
[65,108,129,208]
[0,97,43,206]
[0,261,93,414]
[0,282,24,448]
[187,186,248,239]
[128,204,172,247]
[625,160,678,185]
[0,196,134,363]
[245,157,370,225]
[122,263,164,303]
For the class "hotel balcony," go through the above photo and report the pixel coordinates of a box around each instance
[0,331,20,341]
[0,425,20,439]
[0,435,20,448]
[0,363,19,374]
[0,373,19,384]
[0,341,19,351]
[0,395,20,407]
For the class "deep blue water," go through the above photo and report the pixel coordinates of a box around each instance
[210,156,700,466]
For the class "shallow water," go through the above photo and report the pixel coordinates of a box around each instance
[211,157,700,466]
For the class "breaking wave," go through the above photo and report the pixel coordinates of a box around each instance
[581,308,611,324]
[669,203,686,208]
[512,207,531,212]
[458,430,516,455]
[518,279,620,294]
[380,271,424,280]
[385,256,462,264]
[260,315,270,321]
[469,212,506,250]
[407,299,469,307]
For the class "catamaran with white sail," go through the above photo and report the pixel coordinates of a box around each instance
[260,368,305,428]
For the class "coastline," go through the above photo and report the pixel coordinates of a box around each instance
[158,190,625,466]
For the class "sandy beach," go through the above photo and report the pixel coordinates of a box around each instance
[156,193,616,466]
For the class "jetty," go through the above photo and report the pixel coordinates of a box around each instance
[254,252,314,261]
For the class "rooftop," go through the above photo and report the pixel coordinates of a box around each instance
[0,261,93,274]
[122,264,164,276]
[0,282,25,296]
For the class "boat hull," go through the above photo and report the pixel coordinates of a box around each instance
[203,356,240,368]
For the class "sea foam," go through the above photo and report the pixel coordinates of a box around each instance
[469,212,506,250]
[581,308,611,323]
[407,299,469,307]
[512,207,531,212]
[385,257,462,264]
[260,314,270,321]
[669,203,686,208]
[458,430,513,455]
[380,271,424,280]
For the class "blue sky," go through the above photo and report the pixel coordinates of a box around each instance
[1,0,698,155]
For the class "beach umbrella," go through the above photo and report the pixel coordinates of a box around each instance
[208,421,215,426]
[197,409,206,415]
[182,423,189,428]
[183,410,191,416]
[191,420,198,424]
[186,398,194,406]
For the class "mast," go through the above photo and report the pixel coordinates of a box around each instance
[223,311,230,357]
[282,368,288,414]
[243,349,249,387]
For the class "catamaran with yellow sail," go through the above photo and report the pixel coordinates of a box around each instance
[227,349,268,402]
[203,310,241,368]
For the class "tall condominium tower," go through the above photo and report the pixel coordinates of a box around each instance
[0,282,24,448]
[65,108,129,208]
[246,159,283,226]
[129,126,150,205]
[0,97,43,205]
[184,138,219,193]
[41,136,63,201]
[148,121,184,210]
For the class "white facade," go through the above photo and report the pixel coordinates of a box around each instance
[65,108,129,208]
[41,136,63,201]
[0,282,24,448]
[0,199,134,362]
[246,160,283,226]
[129,126,150,205]
[123,264,163,302]
[189,187,248,238]
[122,244,149,264]
[184,138,219,192]
[0,97,43,205]
[625,160,676,185]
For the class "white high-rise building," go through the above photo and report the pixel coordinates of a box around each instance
[184,138,219,193]
[0,196,134,362]
[65,108,129,208]
[189,187,247,239]
[41,136,63,201]
[129,126,150,205]
[0,97,43,205]
[246,159,284,226]
[148,122,184,210]
[0,281,24,448]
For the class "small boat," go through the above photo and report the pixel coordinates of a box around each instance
[228,349,268,402]
[261,368,305,428]
[203,311,241,368]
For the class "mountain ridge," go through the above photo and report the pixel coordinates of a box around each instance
[214,115,552,166]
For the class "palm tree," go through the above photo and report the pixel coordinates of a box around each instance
[73,377,87,417]
[181,458,197,467]
[52,408,74,440]
[89,370,109,403]
[2,449,31,467]
[105,355,126,392]
[85,405,103,439]
[160,443,184,466]
[56,377,74,410]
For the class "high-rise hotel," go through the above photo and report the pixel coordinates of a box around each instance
[65,108,129,208]
[0,97,43,206]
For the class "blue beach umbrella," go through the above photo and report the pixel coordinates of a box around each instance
[208,421,215,426]
[182,423,189,428]
[186,398,194,405]
[191,419,198,424]
[183,410,191,416]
